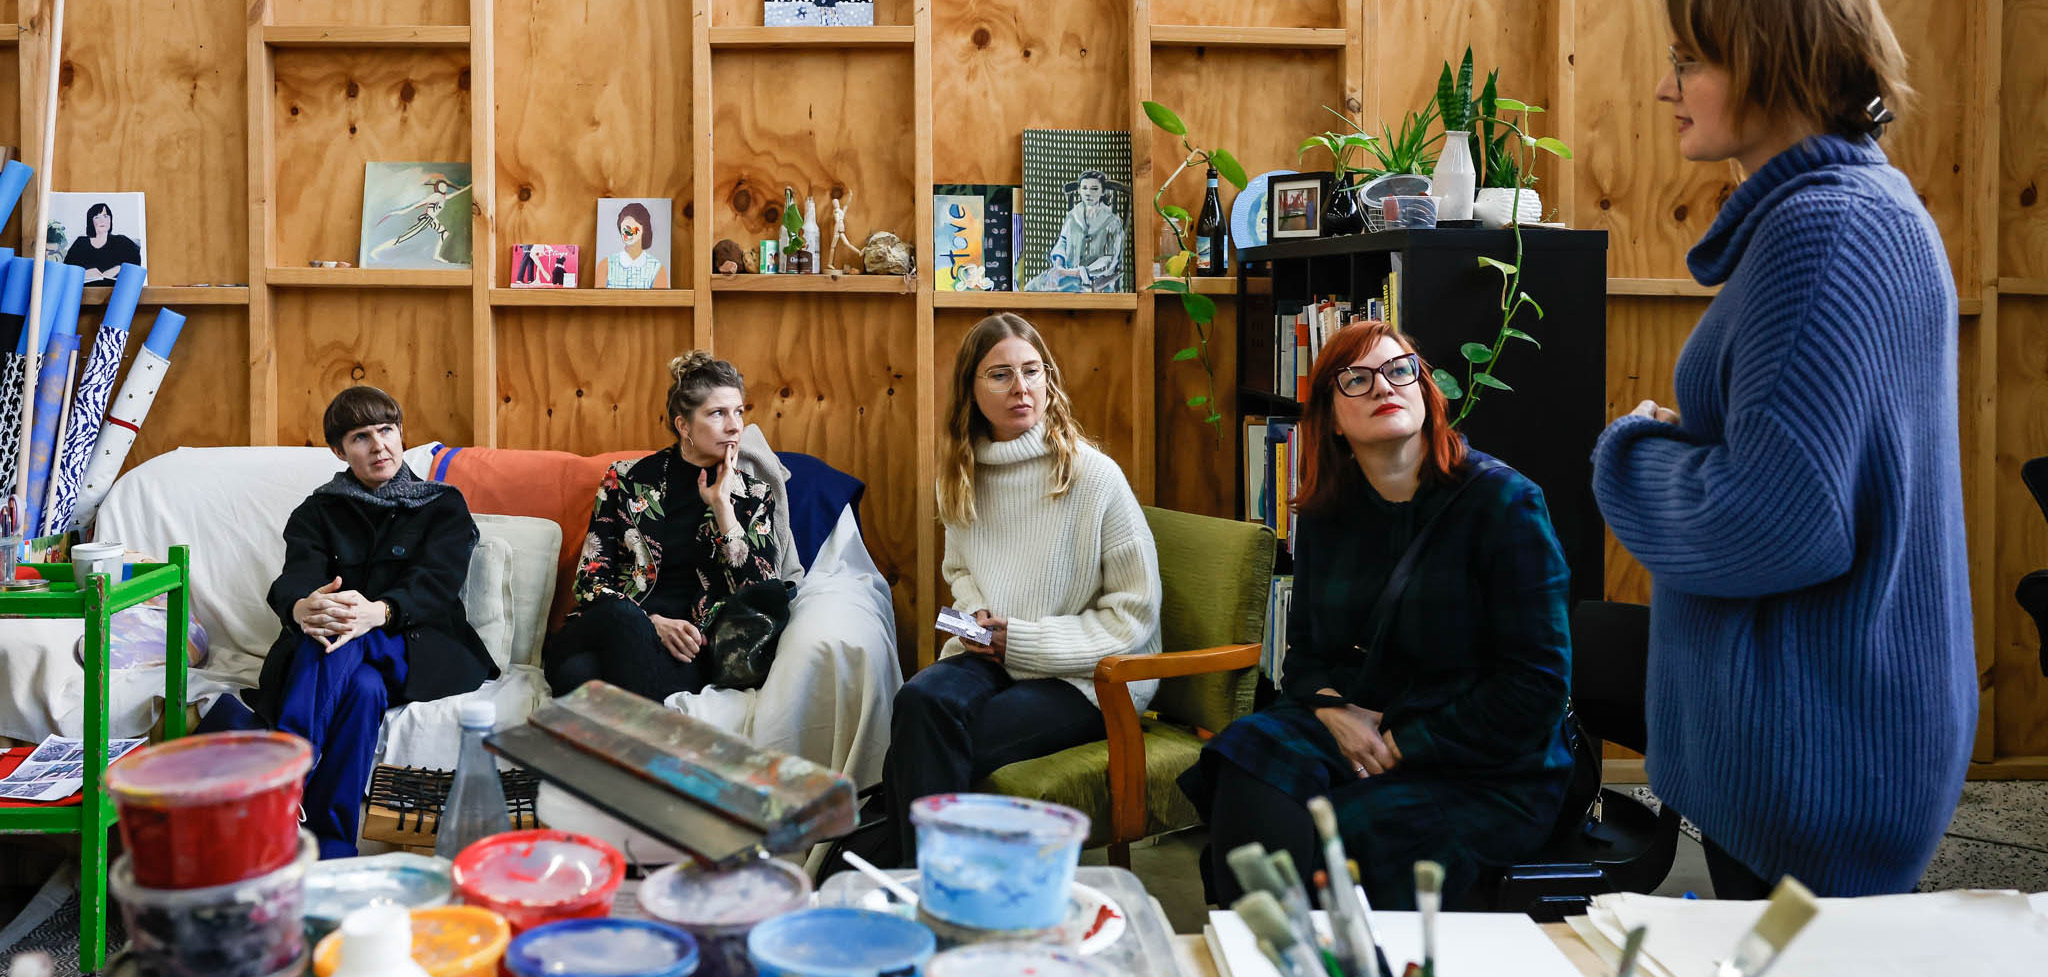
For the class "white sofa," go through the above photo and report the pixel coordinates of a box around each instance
[0,439,900,799]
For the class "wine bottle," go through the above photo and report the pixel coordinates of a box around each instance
[1196,167,1227,276]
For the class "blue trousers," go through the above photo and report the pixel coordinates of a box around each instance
[274,631,408,859]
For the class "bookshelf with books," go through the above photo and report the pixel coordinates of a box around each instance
[1233,229,1611,606]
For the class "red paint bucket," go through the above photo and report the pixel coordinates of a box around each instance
[104,731,313,889]
[450,830,624,935]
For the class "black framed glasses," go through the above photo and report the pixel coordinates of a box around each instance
[1669,45,1702,98]
[1336,354,1420,397]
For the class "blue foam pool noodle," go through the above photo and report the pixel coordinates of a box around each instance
[0,160,31,230]
[142,309,185,359]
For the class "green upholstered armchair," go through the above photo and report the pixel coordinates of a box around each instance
[980,506,1277,866]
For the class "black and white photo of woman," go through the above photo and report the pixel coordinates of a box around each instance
[63,202,143,283]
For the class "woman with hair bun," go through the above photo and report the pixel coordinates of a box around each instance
[543,351,780,701]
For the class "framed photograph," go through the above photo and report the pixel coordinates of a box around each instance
[1268,173,1330,241]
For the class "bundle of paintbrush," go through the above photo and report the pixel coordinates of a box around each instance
[1226,796,1399,977]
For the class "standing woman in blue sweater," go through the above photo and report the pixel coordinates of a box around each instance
[1592,0,1973,897]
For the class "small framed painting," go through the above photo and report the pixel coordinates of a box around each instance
[1268,173,1331,241]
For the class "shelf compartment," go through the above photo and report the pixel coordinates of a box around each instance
[266,267,473,288]
[935,291,1139,311]
[82,286,251,306]
[263,25,472,48]
[711,273,917,294]
[1149,26,1349,49]
[708,26,916,49]
[1148,277,1239,295]
[488,288,696,307]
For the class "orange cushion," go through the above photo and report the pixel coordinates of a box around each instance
[431,445,646,631]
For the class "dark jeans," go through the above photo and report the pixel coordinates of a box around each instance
[543,597,708,702]
[881,653,1106,865]
[1703,834,1775,900]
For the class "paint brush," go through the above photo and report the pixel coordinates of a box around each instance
[1715,877,1819,977]
[1236,890,1326,977]
[1308,796,1391,977]
[841,849,920,909]
[1615,924,1648,977]
[1413,861,1442,977]
[1267,851,1323,953]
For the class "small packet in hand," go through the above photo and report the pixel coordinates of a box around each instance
[936,606,995,646]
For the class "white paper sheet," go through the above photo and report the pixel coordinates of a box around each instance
[1590,890,2048,977]
[0,734,144,801]
[1208,908,1584,977]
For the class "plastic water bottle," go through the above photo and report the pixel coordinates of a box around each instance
[331,904,431,977]
[434,699,511,860]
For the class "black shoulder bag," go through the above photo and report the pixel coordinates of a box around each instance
[703,579,797,691]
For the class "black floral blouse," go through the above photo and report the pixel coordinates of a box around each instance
[571,446,779,629]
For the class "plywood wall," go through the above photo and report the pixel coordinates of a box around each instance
[16,0,2048,763]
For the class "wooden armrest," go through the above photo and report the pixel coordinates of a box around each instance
[1092,643,1261,686]
[1092,643,1260,848]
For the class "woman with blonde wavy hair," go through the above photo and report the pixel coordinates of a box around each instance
[879,312,1161,865]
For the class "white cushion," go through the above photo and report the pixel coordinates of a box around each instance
[470,514,559,669]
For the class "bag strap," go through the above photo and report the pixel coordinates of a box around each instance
[1360,458,1504,656]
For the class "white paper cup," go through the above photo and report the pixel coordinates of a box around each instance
[71,541,126,585]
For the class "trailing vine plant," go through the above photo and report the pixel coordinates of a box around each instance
[1430,86,1573,427]
[1141,100,1246,434]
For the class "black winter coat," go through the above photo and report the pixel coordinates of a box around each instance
[252,488,497,724]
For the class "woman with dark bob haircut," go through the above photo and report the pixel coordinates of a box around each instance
[1181,320,1575,910]
[252,386,497,859]
[1594,0,1972,897]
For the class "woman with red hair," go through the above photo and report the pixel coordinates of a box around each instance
[1180,320,1576,910]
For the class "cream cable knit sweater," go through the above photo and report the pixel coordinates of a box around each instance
[940,423,1162,710]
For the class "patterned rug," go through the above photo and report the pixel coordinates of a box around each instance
[0,886,126,976]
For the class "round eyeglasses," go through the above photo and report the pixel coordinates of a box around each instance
[1336,353,1421,397]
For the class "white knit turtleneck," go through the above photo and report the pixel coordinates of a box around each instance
[940,423,1162,710]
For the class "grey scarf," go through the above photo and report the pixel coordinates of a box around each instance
[313,463,453,510]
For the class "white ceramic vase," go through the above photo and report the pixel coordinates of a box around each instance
[1431,131,1477,221]
[1474,187,1543,228]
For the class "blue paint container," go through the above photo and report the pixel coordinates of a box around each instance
[909,794,1088,931]
[747,908,935,977]
[504,918,700,977]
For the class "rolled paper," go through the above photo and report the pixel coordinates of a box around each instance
[45,265,144,533]
[70,309,184,530]
[0,160,31,231]
[22,331,75,535]
[0,353,22,500]
[2,256,34,324]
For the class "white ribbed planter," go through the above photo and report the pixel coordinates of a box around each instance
[1475,187,1543,228]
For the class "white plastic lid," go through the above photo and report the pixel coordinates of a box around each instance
[458,699,496,728]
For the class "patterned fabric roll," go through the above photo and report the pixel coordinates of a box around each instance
[69,310,184,531]
[22,333,75,536]
[0,353,23,501]
[44,264,144,533]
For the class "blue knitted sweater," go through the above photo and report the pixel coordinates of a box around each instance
[1591,134,1974,895]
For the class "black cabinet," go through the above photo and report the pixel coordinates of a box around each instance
[1235,228,1611,604]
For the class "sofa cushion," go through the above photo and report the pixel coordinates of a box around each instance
[471,514,560,669]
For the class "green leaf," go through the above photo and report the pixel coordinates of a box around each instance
[1535,136,1573,159]
[1473,372,1513,392]
[1432,368,1465,400]
[1172,345,1201,361]
[1148,278,1189,293]
[1211,149,1249,190]
[1516,292,1547,318]
[1298,136,1333,161]
[1495,97,1531,113]
[1181,292,1219,323]
[1143,101,1186,136]
[1436,62,1459,132]
[1460,342,1495,364]
[1161,204,1190,225]
[1503,327,1541,348]
[1456,47,1475,116]
[1477,255,1518,276]
[1205,412,1224,424]
[1187,394,1209,408]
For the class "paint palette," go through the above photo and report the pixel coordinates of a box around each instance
[856,878,1126,955]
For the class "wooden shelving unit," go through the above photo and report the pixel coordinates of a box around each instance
[707,25,915,48]
[79,286,250,306]
[486,288,695,307]
[710,273,918,294]
[265,268,473,288]
[935,290,1140,311]
[1148,25,1349,49]
[261,25,470,48]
